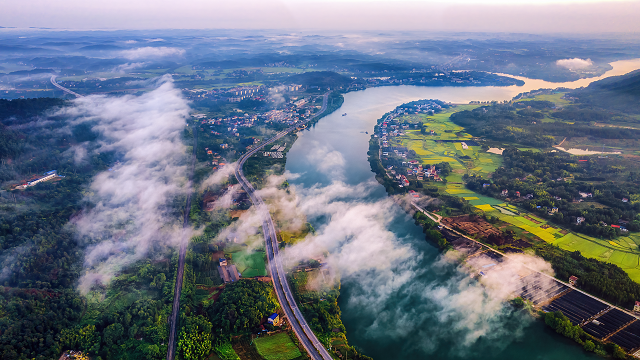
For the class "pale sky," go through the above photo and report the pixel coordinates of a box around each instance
[1,0,640,33]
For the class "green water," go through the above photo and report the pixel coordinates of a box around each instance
[283,84,611,359]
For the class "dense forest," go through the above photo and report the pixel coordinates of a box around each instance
[0,98,177,360]
[465,148,640,238]
[449,101,640,148]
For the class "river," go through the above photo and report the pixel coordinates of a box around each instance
[283,60,640,359]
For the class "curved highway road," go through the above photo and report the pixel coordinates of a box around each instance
[235,93,333,360]
[50,75,83,98]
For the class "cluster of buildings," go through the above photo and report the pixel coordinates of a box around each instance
[186,85,267,102]
[200,94,319,139]
[205,148,226,170]
[15,170,63,190]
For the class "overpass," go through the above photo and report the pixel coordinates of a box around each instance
[50,75,83,98]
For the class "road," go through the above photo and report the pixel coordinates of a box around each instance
[50,75,83,98]
[51,73,196,359]
[166,128,198,360]
[410,201,640,319]
[235,93,333,360]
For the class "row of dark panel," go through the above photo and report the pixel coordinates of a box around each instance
[543,291,609,325]
[608,321,640,351]
[583,308,635,339]
[519,274,568,305]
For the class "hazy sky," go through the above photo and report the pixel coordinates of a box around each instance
[2,0,640,33]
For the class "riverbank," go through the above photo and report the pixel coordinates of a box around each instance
[365,99,640,359]
[242,90,373,360]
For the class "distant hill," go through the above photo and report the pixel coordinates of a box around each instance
[288,71,352,89]
[569,69,640,114]
[79,44,123,51]
[589,69,640,95]
[8,69,55,76]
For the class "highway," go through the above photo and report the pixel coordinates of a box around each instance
[166,129,198,360]
[50,75,83,98]
[235,93,333,360]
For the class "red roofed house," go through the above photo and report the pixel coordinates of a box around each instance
[569,275,578,286]
[634,301,640,312]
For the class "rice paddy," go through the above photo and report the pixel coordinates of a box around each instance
[392,104,640,282]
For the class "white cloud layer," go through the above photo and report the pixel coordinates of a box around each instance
[556,58,593,69]
[119,47,185,60]
[57,75,195,294]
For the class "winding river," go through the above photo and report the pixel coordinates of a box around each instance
[284,60,640,360]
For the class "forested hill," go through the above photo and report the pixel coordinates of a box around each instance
[0,98,65,125]
[569,69,640,114]
[288,71,353,89]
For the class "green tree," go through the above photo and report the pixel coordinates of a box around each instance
[583,340,595,352]
[178,315,212,360]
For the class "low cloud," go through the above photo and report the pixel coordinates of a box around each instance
[268,86,286,107]
[113,62,147,73]
[200,162,237,192]
[119,47,185,60]
[305,142,346,180]
[216,167,555,354]
[556,58,593,69]
[57,75,195,294]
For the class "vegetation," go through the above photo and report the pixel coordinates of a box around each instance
[449,101,640,148]
[254,333,303,360]
[287,268,372,360]
[543,311,626,358]
[207,280,279,336]
[535,243,640,308]
[466,148,640,238]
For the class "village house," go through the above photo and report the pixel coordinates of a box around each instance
[569,276,578,286]
[267,313,280,325]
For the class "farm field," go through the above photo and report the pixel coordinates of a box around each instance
[392,102,640,283]
[227,248,267,278]
[517,92,572,106]
[482,206,640,282]
[392,105,503,209]
[254,333,303,360]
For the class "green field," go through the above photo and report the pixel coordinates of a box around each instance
[228,249,267,277]
[393,103,640,282]
[254,333,302,360]
[516,92,572,106]
[482,206,640,282]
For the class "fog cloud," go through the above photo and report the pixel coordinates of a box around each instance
[231,169,554,353]
[119,47,185,60]
[57,75,195,294]
[556,58,593,69]
[113,62,147,73]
